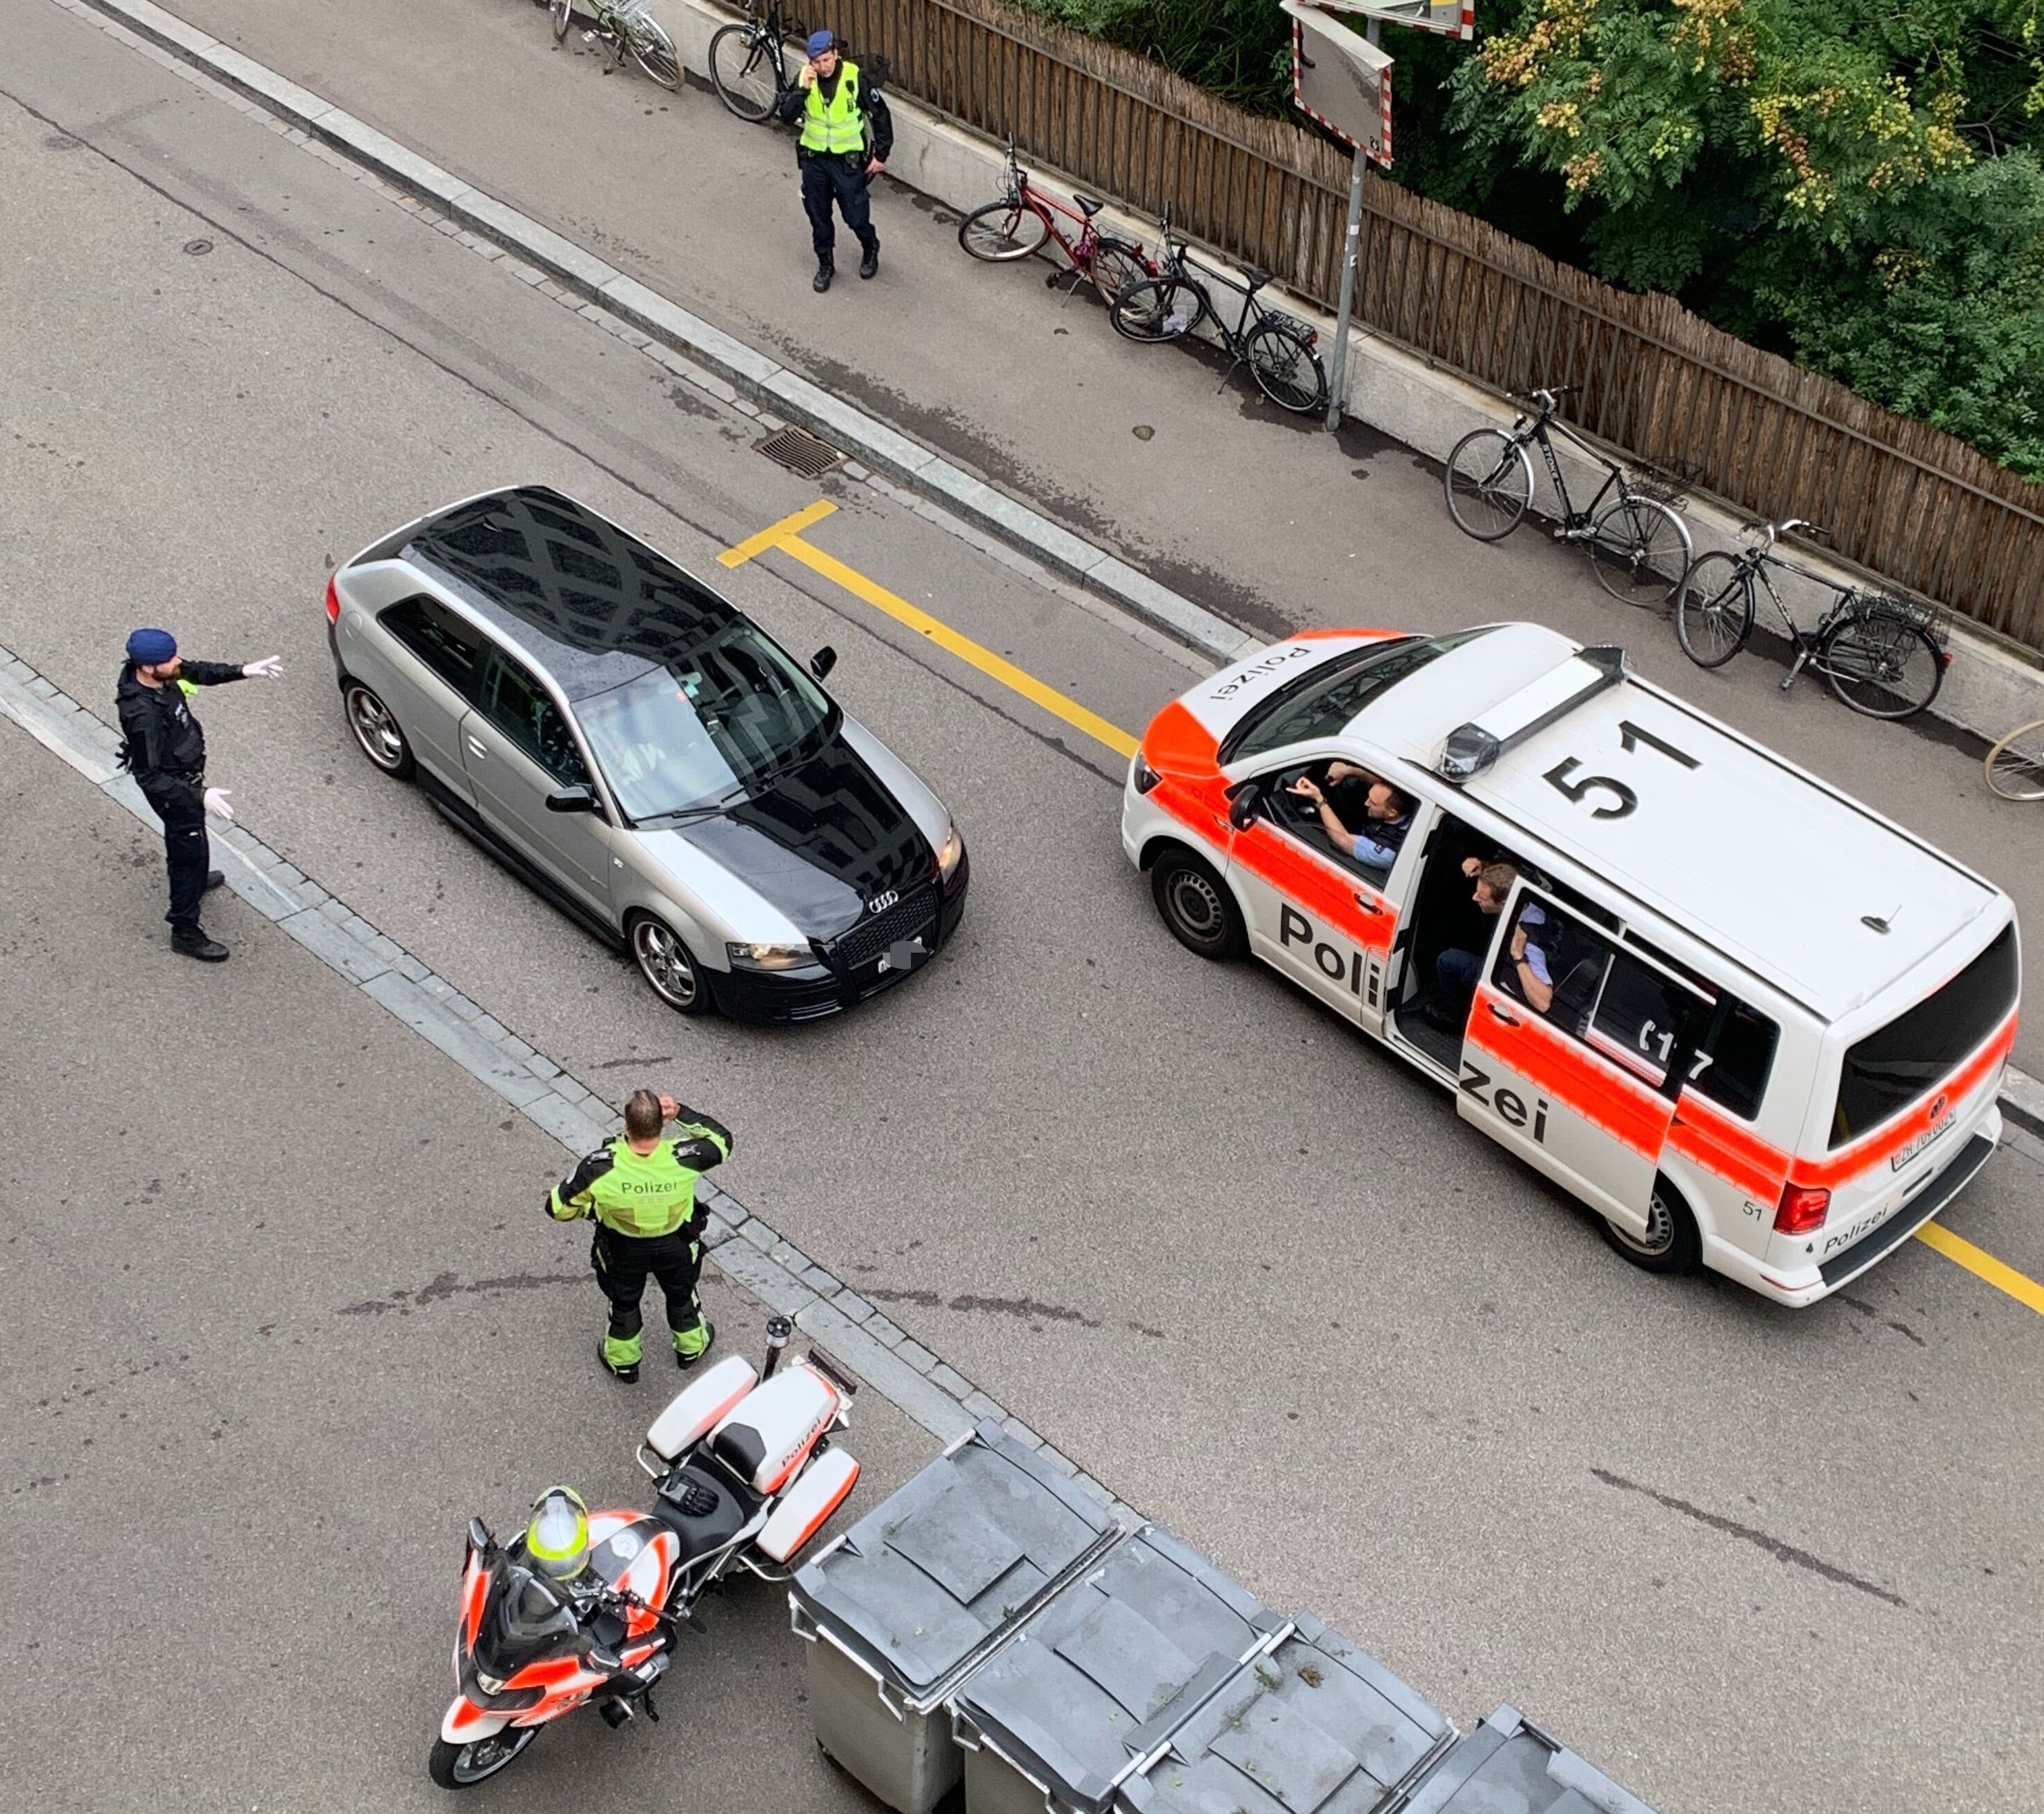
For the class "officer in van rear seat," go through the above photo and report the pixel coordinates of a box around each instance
[1427,861,1557,1025]
[549,1090,732,1383]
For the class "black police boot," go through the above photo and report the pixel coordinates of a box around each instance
[599,1340,639,1385]
[858,237,880,280]
[675,1320,717,1370]
[813,258,834,293]
[204,869,225,893]
[171,926,229,962]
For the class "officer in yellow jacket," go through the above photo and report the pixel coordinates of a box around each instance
[775,30,892,292]
[549,1089,732,1383]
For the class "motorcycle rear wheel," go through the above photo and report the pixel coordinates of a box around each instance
[429,1726,538,1788]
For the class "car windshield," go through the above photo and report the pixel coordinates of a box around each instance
[574,622,836,821]
[1224,629,1493,764]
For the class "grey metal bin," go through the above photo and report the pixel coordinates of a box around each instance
[1117,1612,1455,1814]
[788,1420,1121,1814]
[1394,1704,1660,1814]
[950,1523,1290,1814]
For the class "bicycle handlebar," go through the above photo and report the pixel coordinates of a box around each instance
[1513,384,1581,409]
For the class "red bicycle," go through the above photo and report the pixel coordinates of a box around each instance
[957,135,1154,306]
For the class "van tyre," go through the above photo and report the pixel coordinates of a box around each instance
[629,913,715,1015]
[1150,848,1245,959]
[1601,1176,1702,1275]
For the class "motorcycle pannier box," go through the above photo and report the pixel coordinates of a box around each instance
[1395,1704,1660,1814]
[947,1523,1288,1814]
[1117,1612,1455,1814]
[788,1420,1121,1814]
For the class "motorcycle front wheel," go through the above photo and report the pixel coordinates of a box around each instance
[429,1727,538,1789]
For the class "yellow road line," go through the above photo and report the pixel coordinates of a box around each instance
[1915,1220,2044,1317]
[721,501,1140,759]
[723,505,2044,1323]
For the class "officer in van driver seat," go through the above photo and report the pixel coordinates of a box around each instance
[1286,764,1413,869]
[549,1091,732,1383]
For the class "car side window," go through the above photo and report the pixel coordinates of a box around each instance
[483,656,590,787]
[380,596,490,700]
[1258,763,1405,888]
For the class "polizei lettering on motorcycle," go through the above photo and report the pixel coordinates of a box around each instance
[1279,904,1367,997]
[1457,1060,1551,1143]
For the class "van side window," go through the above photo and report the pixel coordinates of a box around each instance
[1586,953,1712,1090]
[1490,894,1612,1029]
[381,596,490,700]
[1688,999,1780,1122]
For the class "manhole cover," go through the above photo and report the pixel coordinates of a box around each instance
[183,238,214,256]
[755,424,847,480]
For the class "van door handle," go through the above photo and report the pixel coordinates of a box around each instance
[1353,893,1384,913]
[466,737,488,759]
[1487,1003,1521,1026]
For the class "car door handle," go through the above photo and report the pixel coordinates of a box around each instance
[1487,1003,1521,1026]
[1352,893,1384,913]
[466,737,488,759]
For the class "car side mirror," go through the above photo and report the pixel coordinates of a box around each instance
[809,645,838,682]
[1226,779,1261,831]
[546,784,600,815]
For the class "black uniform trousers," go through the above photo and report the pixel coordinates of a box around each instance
[800,152,876,263]
[141,776,211,933]
[591,1222,704,1344]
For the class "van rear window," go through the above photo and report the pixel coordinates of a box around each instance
[1829,923,2018,1148]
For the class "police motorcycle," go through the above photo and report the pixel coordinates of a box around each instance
[431,1318,860,1788]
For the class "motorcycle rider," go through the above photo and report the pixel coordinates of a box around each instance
[549,1090,732,1383]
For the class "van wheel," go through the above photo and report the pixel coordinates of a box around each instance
[1600,1177,1702,1274]
[1150,848,1245,959]
[629,914,716,1016]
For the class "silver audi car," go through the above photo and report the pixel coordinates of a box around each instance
[324,485,968,1022]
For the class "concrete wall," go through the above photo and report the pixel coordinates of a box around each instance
[651,0,2044,744]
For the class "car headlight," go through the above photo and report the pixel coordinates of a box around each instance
[726,941,818,973]
[935,823,965,881]
[1130,753,1161,794]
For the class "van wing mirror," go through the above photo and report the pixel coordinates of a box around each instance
[545,784,600,815]
[809,645,838,682]
[1226,779,1262,831]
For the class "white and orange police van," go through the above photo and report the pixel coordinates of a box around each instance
[1122,623,2018,1305]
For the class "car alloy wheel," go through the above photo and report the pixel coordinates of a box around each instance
[343,682,414,778]
[631,916,710,1015]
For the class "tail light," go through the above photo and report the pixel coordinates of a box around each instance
[324,575,341,624]
[1774,1181,1829,1236]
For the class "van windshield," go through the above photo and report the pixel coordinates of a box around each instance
[1224,630,1492,765]
[1829,923,2018,1148]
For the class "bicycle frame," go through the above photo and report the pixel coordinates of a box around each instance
[1517,411,1627,534]
[1159,242,1284,354]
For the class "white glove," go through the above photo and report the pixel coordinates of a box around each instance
[242,655,283,679]
[202,787,235,822]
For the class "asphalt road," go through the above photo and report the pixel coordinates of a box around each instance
[3,6,2042,1811]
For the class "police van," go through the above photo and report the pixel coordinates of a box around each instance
[1121,623,2019,1305]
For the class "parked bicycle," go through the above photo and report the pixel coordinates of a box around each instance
[1673,518,1950,720]
[956,137,1155,308]
[1443,387,1693,606]
[707,0,802,122]
[1984,717,2044,800]
[1108,210,1328,416]
[551,0,681,91]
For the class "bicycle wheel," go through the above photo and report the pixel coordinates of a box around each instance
[1985,718,2044,801]
[1244,318,1327,415]
[708,23,778,120]
[1443,429,1533,540]
[625,11,682,87]
[958,200,1050,262]
[1085,237,1152,310]
[551,0,574,41]
[1821,610,1943,719]
[1111,277,1200,344]
[1672,554,1754,669]
[1589,496,1691,607]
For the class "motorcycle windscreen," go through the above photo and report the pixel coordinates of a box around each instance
[473,1566,580,1680]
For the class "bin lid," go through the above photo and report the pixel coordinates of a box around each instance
[1118,1613,1454,1814]
[789,1420,1118,1701]
[952,1523,1287,1814]
[1396,1705,1660,1814]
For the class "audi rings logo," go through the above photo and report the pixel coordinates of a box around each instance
[867,890,899,915]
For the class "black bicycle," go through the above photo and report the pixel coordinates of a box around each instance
[707,0,803,121]
[1443,386,1693,607]
[1108,211,1328,416]
[1673,518,1949,719]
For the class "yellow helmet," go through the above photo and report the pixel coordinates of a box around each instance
[524,1485,591,1581]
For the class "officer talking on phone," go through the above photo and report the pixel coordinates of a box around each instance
[775,28,892,293]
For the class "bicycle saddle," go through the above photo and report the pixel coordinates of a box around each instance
[1074,194,1104,217]
[1243,266,1273,292]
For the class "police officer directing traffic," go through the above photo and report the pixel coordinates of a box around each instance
[116,627,282,962]
[775,29,892,293]
[549,1089,733,1382]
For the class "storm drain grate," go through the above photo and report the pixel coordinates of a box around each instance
[755,424,849,479]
